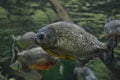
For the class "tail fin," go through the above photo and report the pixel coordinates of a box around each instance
[104,36,117,65]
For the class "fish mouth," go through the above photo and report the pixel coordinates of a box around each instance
[34,36,46,47]
[34,36,40,45]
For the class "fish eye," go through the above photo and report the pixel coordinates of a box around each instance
[38,33,46,40]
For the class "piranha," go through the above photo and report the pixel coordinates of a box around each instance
[11,32,59,70]
[105,19,120,46]
[34,21,117,65]
[17,47,59,70]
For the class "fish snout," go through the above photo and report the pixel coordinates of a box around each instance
[34,36,40,44]
[34,32,46,44]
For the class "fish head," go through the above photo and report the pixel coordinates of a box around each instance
[105,20,120,37]
[34,27,57,49]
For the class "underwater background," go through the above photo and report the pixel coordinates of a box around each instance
[0,0,120,80]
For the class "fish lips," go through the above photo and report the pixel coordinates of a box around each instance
[34,36,40,44]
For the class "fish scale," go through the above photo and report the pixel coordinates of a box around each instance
[52,22,105,59]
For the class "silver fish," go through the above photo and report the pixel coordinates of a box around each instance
[18,47,59,70]
[35,21,116,65]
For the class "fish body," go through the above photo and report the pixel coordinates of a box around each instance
[18,47,59,70]
[35,22,113,64]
